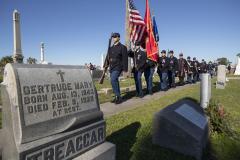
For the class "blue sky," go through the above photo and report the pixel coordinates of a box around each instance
[1,0,240,65]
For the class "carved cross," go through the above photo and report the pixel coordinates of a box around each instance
[56,70,65,82]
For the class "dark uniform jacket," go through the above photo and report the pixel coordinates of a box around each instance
[178,58,188,77]
[128,49,147,72]
[192,60,200,73]
[158,56,169,73]
[187,60,193,73]
[200,62,207,73]
[107,43,128,72]
[169,56,178,71]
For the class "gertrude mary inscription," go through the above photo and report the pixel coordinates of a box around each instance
[19,68,96,126]
[3,64,102,143]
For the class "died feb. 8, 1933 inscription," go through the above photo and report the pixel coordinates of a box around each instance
[18,67,97,126]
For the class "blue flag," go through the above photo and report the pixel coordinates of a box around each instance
[152,16,159,42]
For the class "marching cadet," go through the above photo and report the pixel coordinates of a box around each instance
[107,32,128,104]
[178,53,188,86]
[186,56,193,83]
[200,59,207,73]
[157,50,169,91]
[192,57,200,83]
[168,50,178,88]
[207,61,214,78]
[144,57,157,95]
[128,41,147,98]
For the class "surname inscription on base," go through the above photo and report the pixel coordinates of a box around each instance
[17,68,97,126]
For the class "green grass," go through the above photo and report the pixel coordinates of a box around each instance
[106,79,240,160]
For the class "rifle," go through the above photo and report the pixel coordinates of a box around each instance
[99,33,113,84]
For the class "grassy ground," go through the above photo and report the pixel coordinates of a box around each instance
[106,79,240,160]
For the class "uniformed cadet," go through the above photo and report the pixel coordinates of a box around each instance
[107,32,128,104]
[200,59,207,73]
[207,61,214,78]
[128,41,147,98]
[192,57,200,83]
[186,56,193,83]
[144,58,157,95]
[157,50,169,91]
[178,53,188,86]
[168,50,178,88]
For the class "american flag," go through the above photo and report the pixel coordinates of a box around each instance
[128,0,146,45]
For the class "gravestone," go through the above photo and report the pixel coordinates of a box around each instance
[200,73,211,108]
[234,57,240,75]
[216,65,226,89]
[0,63,115,160]
[152,99,209,160]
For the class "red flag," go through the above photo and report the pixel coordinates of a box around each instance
[144,0,159,62]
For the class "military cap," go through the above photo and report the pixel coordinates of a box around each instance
[112,32,120,38]
[187,56,191,59]
[193,57,196,60]
[161,50,166,53]
[134,41,141,46]
[179,53,183,56]
[169,50,174,54]
[202,59,205,61]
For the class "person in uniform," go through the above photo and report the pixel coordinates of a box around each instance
[192,57,200,83]
[178,53,188,86]
[144,59,156,95]
[128,41,147,98]
[106,32,128,104]
[207,61,214,78]
[186,56,193,83]
[200,59,207,73]
[168,50,178,88]
[157,50,169,91]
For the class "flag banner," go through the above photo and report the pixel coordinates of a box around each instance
[144,0,159,62]
[127,0,146,46]
[152,15,159,42]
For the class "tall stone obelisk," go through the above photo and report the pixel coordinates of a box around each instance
[40,42,48,64]
[40,42,45,63]
[13,10,23,63]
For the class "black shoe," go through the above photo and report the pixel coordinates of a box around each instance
[111,97,116,103]
[115,96,122,104]
[148,90,153,95]
[138,93,144,98]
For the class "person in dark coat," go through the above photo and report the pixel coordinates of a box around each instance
[200,59,207,73]
[144,58,157,95]
[106,32,128,104]
[157,50,169,91]
[168,50,178,88]
[128,41,147,98]
[186,56,193,83]
[192,57,200,83]
[178,53,188,86]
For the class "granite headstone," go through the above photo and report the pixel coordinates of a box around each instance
[216,65,226,89]
[0,63,115,160]
[152,99,209,160]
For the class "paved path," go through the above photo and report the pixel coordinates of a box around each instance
[100,83,198,118]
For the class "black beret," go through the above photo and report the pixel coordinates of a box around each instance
[169,50,174,54]
[179,53,183,56]
[161,50,166,53]
[135,41,141,46]
[193,57,196,60]
[112,32,120,38]
[187,56,191,59]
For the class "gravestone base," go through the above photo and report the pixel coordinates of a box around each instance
[216,81,225,89]
[1,120,106,160]
[73,142,115,160]
[152,99,209,160]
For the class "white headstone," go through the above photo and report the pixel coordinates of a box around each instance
[216,65,226,89]
[200,73,211,108]
[234,57,240,75]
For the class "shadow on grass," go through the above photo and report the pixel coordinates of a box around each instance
[106,122,141,160]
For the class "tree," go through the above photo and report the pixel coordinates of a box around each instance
[0,55,13,67]
[237,53,240,57]
[27,57,37,64]
[217,57,229,65]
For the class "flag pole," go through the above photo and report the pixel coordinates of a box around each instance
[125,0,131,77]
